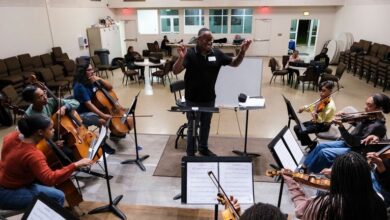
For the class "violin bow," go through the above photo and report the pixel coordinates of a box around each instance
[208,171,240,219]
[57,86,62,140]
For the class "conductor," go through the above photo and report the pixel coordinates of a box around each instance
[172,27,252,156]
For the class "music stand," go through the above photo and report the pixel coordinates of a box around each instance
[233,97,265,157]
[267,126,305,208]
[282,95,306,132]
[169,105,220,201]
[88,125,126,220]
[121,92,149,171]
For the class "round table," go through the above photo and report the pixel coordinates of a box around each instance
[134,58,166,95]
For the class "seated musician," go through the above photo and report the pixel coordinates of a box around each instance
[22,85,80,162]
[73,60,133,145]
[285,50,301,84]
[294,81,336,151]
[0,115,92,210]
[300,93,390,173]
[282,152,387,220]
[124,46,145,80]
[367,150,390,206]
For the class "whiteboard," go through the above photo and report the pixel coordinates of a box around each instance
[215,57,262,107]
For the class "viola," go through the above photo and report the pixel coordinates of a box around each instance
[92,80,134,136]
[36,138,83,207]
[30,75,103,162]
[266,169,330,190]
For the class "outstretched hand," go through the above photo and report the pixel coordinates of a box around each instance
[240,39,252,53]
[361,134,379,145]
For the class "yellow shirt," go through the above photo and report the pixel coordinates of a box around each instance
[304,98,336,123]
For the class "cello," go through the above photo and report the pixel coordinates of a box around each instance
[36,138,83,207]
[30,76,103,162]
[92,80,134,136]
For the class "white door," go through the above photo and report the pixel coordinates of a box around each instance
[124,20,139,52]
[253,19,272,56]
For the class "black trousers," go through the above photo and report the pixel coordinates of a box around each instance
[293,121,330,146]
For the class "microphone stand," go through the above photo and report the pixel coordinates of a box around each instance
[121,92,149,171]
[88,123,126,219]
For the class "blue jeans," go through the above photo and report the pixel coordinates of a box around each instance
[186,100,215,156]
[304,140,351,173]
[372,172,390,206]
[0,184,65,210]
[80,112,100,127]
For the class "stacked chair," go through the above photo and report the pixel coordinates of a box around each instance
[339,39,390,92]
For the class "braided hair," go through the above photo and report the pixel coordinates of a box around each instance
[305,151,387,220]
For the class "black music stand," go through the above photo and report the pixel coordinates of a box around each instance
[121,92,149,171]
[88,126,126,220]
[169,105,219,201]
[232,97,265,157]
[282,95,306,132]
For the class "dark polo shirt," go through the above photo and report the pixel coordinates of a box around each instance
[183,47,232,103]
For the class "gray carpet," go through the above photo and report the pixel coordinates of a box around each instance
[153,135,276,182]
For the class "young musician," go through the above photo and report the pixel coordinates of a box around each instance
[172,27,251,156]
[300,94,390,173]
[0,115,92,210]
[283,151,387,220]
[294,81,336,150]
[73,60,134,145]
[285,50,301,84]
[22,85,80,162]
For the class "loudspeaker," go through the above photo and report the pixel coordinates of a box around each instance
[238,93,247,103]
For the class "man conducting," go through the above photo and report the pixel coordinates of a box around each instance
[173,27,252,156]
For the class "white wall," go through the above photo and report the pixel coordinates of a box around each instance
[0,0,114,59]
[333,0,390,46]
[0,6,52,58]
[114,6,337,57]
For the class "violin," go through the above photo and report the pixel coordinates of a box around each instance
[208,171,240,220]
[36,138,83,207]
[335,111,383,123]
[314,97,330,114]
[30,75,103,162]
[92,80,133,136]
[217,194,238,220]
[266,169,330,190]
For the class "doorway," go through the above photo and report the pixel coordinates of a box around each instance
[253,19,272,56]
[288,19,319,58]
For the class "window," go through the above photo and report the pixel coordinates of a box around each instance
[231,8,253,34]
[209,9,228,34]
[184,9,204,34]
[137,10,158,34]
[160,9,179,33]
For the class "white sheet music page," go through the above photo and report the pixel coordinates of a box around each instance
[187,162,219,204]
[274,139,297,169]
[27,200,65,220]
[219,162,254,204]
[283,129,304,164]
[89,126,107,160]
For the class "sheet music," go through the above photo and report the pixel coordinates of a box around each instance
[187,162,219,204]
[239,97,265,107]
[89,126,107,160]
[219,162,254,204]
[27,200,65,220]
[283,129,304,164]
[274,139,297,169]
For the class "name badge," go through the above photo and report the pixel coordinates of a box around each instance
[208,56,216,62]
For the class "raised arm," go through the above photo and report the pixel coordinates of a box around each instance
[230,39,252,67]
[173,44,187,75]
